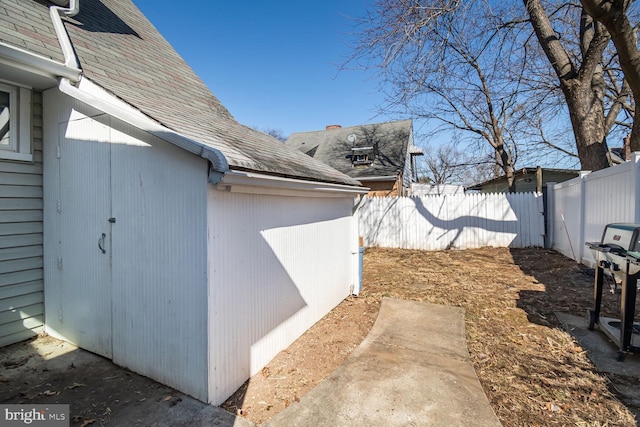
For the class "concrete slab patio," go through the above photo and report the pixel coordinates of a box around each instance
[555,311,640,420]
[263,297,501,427]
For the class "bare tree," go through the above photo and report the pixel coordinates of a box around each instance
[346,1,528,191]
[423,145,494,185]
[346,0,636,178]
[254,127,288,142]
[522,0,627,170]
[580,0,640,150]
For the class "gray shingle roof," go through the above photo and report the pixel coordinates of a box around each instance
[0,1,64,63]
[286,120,413,180]
[0,0,361,187]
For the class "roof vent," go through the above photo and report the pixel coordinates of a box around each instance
[326,124,342,130]
[50,0,70,6]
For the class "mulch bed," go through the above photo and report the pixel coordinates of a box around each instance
[223,247,637,426]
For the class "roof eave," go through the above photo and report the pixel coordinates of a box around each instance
[0,42,81,87]
[357,175,399,182]
[216,170,369,198]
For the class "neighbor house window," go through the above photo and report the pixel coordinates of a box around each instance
[0,83,31,162]
[351,146,373,166]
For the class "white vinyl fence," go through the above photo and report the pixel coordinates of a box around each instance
[547,152,640,266]
[358,193,545,250]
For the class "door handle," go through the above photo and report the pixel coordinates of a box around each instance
[98,233,106,254]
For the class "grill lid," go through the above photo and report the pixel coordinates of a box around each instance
[600,223,640,252]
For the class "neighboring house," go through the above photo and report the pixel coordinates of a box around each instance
[286,120,424,196]
[0,0,368,405]
[466,167,579,193]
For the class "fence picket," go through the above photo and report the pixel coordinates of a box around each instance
[549,154,640,265]
[358,192,544,250]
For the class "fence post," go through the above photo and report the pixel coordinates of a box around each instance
[633,152,640,223]
[545,183,556,249]
[577,171,590,263]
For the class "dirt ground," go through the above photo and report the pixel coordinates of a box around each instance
[1,247,639,426]
[222,247,639,426]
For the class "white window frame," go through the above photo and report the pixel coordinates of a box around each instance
[0,82,32,162]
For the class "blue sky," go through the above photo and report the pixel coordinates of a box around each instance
[132,0,394,138]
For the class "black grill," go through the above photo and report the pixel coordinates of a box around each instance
[586,223,640,360]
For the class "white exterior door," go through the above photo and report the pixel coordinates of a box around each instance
[51,116,113,357]
[43,91,209,401]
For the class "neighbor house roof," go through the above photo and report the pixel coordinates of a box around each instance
[0,0,360,187]
[465,167,579,192]
[285,120,416,181]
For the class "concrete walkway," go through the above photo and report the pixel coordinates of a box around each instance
[263,298,501,427]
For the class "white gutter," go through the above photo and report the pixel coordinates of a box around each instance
[217,170,370,198]
[357,175,399,182]
[0,42,81,83]
[48,0,229,178]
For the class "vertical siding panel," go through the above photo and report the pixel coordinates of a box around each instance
[0,90,44,347]
[207,190,355,404]
[43,88,208,400]
[43,87,113,353]
[110,123,209,402]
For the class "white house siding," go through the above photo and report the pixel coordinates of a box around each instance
[43,88,209,401]
[207,190,356,404]
[0,90,44,347]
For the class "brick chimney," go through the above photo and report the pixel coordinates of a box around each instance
[326,124,342,130]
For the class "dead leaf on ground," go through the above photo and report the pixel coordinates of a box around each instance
[66,382,85,389]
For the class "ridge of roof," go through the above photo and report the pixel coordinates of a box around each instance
[288,119,413,138]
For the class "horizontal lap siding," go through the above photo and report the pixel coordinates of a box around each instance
[0,90,44,347]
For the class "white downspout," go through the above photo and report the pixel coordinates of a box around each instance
[49,0,80,69]
[47,0,229,178]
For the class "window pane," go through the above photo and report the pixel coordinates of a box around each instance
[0,91,10,147]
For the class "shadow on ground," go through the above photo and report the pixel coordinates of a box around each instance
[511,249,640,423]
[0,335,250,426]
